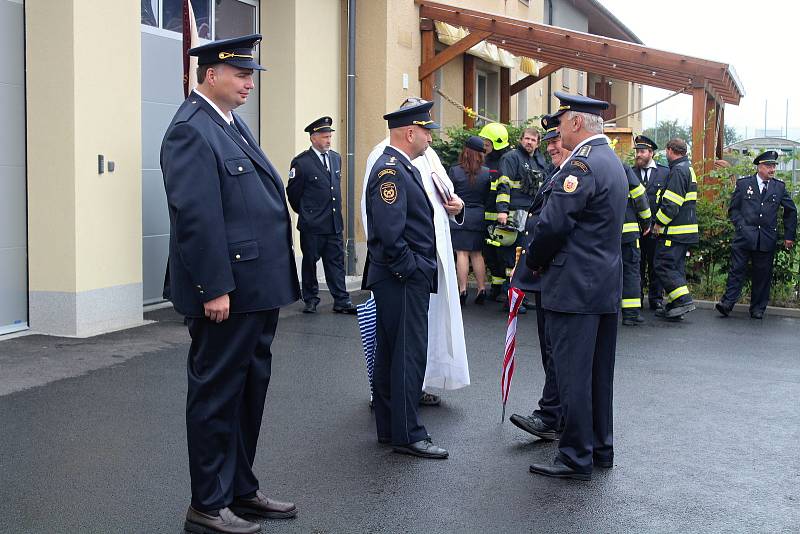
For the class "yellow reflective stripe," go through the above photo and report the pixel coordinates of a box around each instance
[489,180,499,191]
[638,208,652,219]
[621,298,641,308]
[498,175,511,185]
[485,212,498,221]
[684,191,697,201]
[656,210,672,225]
[666,285,689,303]
[666,224,699,235]
[622,222,640,233]
[689,167,698,183]
[665,240,671,246]
[496,194,511,203]
[491,276,505,284]
[509,180,522,189]
[662,189,685,206]
[630,184,646,198]
[636,238,640,248]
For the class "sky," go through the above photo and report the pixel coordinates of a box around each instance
[598,0,800,141]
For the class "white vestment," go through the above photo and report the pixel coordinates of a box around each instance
[361,140,470,390]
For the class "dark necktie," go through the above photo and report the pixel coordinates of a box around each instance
[642,168,650,185]
[761,180,768,198]
[230,120,247,144]
[321,152,329,173]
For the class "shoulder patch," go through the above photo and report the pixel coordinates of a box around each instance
[378,168,396,179]
[570,160,589,173]
[288,167,296,179]
[773,177,785,183]
[577,145,592,157]
[563,175,579,193]
[380,182,398,204]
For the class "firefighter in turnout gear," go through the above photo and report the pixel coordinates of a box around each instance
[652,138,698,320]
[621,164,651,325]
[478,123,513,302]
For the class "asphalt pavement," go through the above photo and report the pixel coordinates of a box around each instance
[0,293,798,533]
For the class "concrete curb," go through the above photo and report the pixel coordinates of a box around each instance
[693,299,800,319]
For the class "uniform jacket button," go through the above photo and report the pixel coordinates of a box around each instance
[238,166,243,172]
[235,254,241,259]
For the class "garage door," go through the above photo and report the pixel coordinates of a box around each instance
[0,0,28,335]
[140,0,260,304]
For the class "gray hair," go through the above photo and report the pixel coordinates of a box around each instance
[565,111,604,134]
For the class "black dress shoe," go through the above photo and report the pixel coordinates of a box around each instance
[459,291,467,306]
[529,460,591,481]
[715,302,731,317]
[509,413,559,440]
[750,311,764,319]
[333,302,358,315]
[393,438,449,459]
[230,490,297,519]
[185,507,260,534]
[419,392,441,406]
[474,290,486,305]
[302,301,317,314]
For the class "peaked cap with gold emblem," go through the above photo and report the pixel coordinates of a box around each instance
[189,34,265,71]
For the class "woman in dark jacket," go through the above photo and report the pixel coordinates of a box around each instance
[449,135,492,305]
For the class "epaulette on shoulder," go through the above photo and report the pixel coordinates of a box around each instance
[656,162,669,168]
[736,176,750,181]
[576,144,592,158]
[773,177,785,183]
[174,101,202,124]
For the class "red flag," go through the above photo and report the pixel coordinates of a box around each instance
[182,0,199,98]
[501,286,526,417]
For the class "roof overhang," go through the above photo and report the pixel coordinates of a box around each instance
[416,0,744,105]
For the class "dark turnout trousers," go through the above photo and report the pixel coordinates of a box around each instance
[654,239,693,307]
[300,232,350,306]
[532,291,561,429]
[721,246,776,314]
[640,235,663,307]
[185,310,279,512]
[546,311,617,473]
[621,241,642,315]
[371,271,430,446]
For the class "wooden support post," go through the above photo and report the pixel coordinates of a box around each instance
[420,19,435,101]
[463,54,475,128]
[691,85,707,175]
[500,67,510,123]
[703,95,717,176]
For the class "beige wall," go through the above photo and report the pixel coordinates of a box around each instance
[26,0,143,336]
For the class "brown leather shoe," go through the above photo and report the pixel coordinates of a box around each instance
[184,507,260,534]
[230,490,298,519]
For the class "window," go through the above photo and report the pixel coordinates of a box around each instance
[142,0,256,40]
[517,87,528,124]
[577,71,584,95]
[476,71,488,122]
[562,68,570,90]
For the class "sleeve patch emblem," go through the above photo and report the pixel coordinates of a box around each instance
[288,167,296,179]
[378,168,396,178]
[563,175,579,193]
[380,182,398,204]
[571,160,589,172]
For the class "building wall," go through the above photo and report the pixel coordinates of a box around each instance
[27,0,144,337]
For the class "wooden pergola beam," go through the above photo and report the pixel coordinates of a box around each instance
[417,29,493,81]
[691,85,708,174]
[509,63,562,95]
[463,54,475,128]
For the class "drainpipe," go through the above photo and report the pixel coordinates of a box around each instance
[546,0,554,114]
[345,0,357,275]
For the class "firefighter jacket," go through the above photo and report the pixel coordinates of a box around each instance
[496,144,550,214]
[654,155,699,244]
[483,146,511,222]
[622,164,651,244]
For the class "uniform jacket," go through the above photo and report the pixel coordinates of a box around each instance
[286,148,344,234]
[526,137,628,314]
[729,174,797,252]
[654,155,699,244]
[448,164,492,233]
[512,164,561,292]
[362,146,438,293]
[161,90,300,317]
[483,146,510,222]
[496,145,551,213]
[634,162,669,225]
[622,164,652,244]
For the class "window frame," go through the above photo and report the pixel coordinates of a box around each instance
[140,0,258,42]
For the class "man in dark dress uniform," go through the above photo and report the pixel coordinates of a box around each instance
[716,150,796,319]
[632,135,670,310]
[509,114,567,441]
[363,100,447,460]
[161,35,299,534]
[527,92,627,481]
[286,116,357,315]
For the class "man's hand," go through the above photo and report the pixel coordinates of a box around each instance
[497,212,509,225]
[204,293,230,323]
[786,240,795,249]
[642,225,652,237]
[652,223,663,237]
[444,193,464,216]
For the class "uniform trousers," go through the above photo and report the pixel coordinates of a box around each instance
[640,235,663,306]
[300,231,350,306]
[483,243,508,287]
[621,240,642,315]
[185,310,278,512]
[371,271,431,446]
[721,246,775,314]
[545,311,617,473]
[654,239,693,307]
[531,291,561,429]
